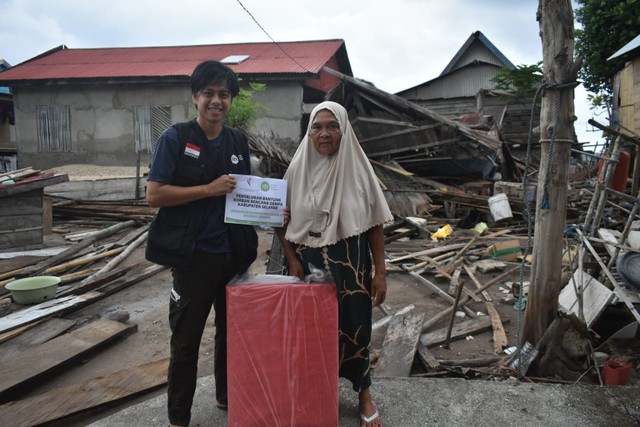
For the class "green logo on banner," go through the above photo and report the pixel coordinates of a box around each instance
[261,182,270,191]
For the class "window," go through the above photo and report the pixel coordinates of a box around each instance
[134,105,171,153]
[37,105,71,152]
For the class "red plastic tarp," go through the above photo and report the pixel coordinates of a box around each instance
[227,280,338,427]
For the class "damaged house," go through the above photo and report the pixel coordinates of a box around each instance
[0,40,352,170]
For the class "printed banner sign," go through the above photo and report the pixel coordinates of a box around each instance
[225,175,287,227]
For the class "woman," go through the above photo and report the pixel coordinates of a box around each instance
[276,101,392,427]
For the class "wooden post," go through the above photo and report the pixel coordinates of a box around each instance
[522,0,581,345]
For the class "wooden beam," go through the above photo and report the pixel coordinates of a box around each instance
[0,318,77,360]
[0,358,168,427]
[375,312,425,377]
[420,316,492,348]
[0,318,137,403]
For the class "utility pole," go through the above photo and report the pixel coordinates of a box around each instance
[522,0,582,345]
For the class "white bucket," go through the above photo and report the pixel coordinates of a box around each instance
[488,193,513,221]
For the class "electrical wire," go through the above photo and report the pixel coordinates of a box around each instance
[234,0,313,73]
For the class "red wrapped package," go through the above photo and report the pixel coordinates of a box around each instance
[226,278,338,427]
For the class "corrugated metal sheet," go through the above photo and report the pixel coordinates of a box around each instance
[608,33,640,60]
[402,63,503,100]
[0,40,347,82]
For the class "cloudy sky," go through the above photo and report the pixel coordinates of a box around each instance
[1,0,605,147]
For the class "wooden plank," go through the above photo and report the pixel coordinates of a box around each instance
[0,174,68,198]
[386,243,467,264]
[0,264,164,334]
[375,312,425,377]
[0,318,137,404]
[403,268,477,318]
[0,293,100,334]
[13,219,138,279]
[597,228,622,258]
[0,358,168,427]
[0,318,49,345]
[484,302,508,354]
[463,264,492,301]
[577,229,640,323]
[0,318,77,360]
[421,266,519,333]
[416,342,442,371]
[420,316,492,348]
[372,304,414,331]
[558,269,614,327]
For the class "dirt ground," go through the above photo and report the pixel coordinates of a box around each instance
[1,222,636,425]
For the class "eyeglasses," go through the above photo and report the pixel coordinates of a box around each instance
[310,124,341,135]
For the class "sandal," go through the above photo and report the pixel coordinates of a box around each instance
[360,402,381,426]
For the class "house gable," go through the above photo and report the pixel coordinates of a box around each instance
[0,40,353,170]
[397,31,514,101]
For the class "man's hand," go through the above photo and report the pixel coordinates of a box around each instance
[204,174,237,197]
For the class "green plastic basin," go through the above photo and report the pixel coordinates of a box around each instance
[5,276,61,304]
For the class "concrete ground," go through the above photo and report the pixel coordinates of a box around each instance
[89,375,640,427]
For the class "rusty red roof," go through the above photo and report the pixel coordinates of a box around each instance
[0,39,352,83]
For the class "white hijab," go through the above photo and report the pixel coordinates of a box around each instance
[284,101,393,248]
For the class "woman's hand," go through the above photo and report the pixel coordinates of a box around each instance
[371,272,387,307]
[288,257,305,280]
[283,206,291,225]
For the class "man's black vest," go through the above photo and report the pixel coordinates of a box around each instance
[145,120,258,273]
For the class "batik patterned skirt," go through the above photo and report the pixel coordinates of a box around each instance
[296,232,373,392]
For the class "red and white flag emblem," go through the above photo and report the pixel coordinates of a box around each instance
[185,143,200,159]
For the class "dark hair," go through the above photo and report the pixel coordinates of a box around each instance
[190,61,240,97]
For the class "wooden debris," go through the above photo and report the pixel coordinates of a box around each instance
[0,318,76,360]
[372,304,415,331]
[10,219,138,279]
[375,312,425,377]
[576,229,640,323]
[421,266,519,333]
[485,302,508,354]
[78,231,148,285]
[0,318,137,404]
[558,270,614,327]
[0,264,164,334]
[0,358,168,427]
[416,343,443,371]
[420,316,492,348]
[402,266,476,318]
[442,275,465,349]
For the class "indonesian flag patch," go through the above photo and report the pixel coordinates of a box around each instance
[184,143,200,159]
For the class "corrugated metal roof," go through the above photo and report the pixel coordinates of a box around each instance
[608,33,640,60]
[0,39,349,83]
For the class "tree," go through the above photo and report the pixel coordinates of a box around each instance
[491,62,543,98]
[575,0,640,107]
[226,82,267,131]
[520,0,581,377]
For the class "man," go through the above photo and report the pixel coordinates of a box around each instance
[145,60,256,427]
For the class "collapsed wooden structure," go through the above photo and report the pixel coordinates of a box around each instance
[325,68,507,181]
[0,100,638,425]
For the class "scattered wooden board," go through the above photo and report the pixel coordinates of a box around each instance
[597,228,622,258]
[375,312,425,377]
[0,318,76,360]
[420,316,492,348]
[0,293,100,334]
[0,264,164,335]
[0,358,168,427]
[484,302,508,353]
[558,269,614,327]
[0,318,137,403]
[416,342,442,371]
